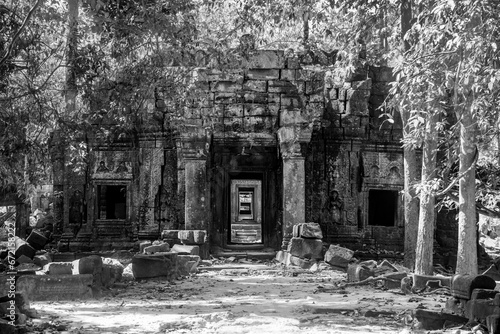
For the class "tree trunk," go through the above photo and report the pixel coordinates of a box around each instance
[455,108,478,275]
[415,112,438,275]
[400,0,419,270]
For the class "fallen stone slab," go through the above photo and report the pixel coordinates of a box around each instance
[16,274,94,301]
[43,262,73,275]
[171,244,200,256]
[26,230,48,251]
[347,263,374,282]
[132,253,178,280]
[363,309,396,317]
[14,238,36,260]
[413,309,468,330]
[293,223,323,239]
[289,255,316,269]
[413,274,452,291]
[72,255,103,289]
[451,274,496,300]
[287,237,323,260]
[143,242,170,254]
[324,244,354,270]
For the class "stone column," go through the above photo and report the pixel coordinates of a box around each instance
[282,153,306,249]
[184,157,208,230]
[278,122,309,249]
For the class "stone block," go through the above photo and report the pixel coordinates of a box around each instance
[275,250,291,265]
[347,263,374,282]
[289,255,316,269]
[268,81,297,94]
[143,243,170,254]
[131,253,178,280]
[293,223,323,239]
[33,254,52,267]
[178,230,206,245]
[243,80,267,92]
[16,255,33,264]
[324,244,354,269]
[413,309,468,330]
[246,69,280,80]
[161,230,180,239]
[171,244,200,256]
[15,237,36,260]
[139,241,152,253]
[211,81,242,92]
[451,274,496,300]
[177,255,200,276]
[73,255,103,287]
[16,274,94,301]
[224,104,244,117]
[102,258,124,286]
[243,92,267,104]
[280,69,296,80]
[26,230,48,251]
[43,262,73,275]
[465,298,496,321]
[287,237,323,260]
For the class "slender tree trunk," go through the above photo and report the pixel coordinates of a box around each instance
[455,108,478,275]
[400,0,420,270]
[54,0,79,238]
[415,112,438,275]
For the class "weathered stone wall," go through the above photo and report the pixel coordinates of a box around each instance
[59,46,406,253]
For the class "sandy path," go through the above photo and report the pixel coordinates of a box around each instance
[26,263,450,334]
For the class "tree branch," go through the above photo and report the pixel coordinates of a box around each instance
[446,193,500,219]
[435,147,478,197]
[0,0,44,67]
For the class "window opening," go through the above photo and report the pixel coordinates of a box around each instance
[368,189,397,226]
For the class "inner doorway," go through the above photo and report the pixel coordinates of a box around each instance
[230,179,262,244]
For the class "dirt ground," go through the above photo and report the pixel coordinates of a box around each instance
[23,261,469,334]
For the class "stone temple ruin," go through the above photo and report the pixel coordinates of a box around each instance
[33,45,409,258]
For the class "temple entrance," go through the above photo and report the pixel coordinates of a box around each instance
[229,179,262,244]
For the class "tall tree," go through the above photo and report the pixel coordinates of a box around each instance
[400,0,420,271]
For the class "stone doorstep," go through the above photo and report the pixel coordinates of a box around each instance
[16,274,94,301]
[213,250,277,261]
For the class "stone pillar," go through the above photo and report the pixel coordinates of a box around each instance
[282,154,306,249]
[184,158,208,230]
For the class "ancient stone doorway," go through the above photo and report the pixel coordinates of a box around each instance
[229,179,262,244]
